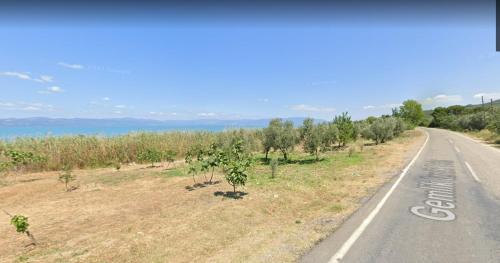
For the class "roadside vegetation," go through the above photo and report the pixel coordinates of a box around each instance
[427,102,500,144]
[0,100,427,262]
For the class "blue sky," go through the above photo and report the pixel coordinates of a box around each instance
[1,19,499,120]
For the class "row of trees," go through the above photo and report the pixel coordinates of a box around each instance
[262,112,358,161]
[429,104,500,134]
[262,111,411,161]
[185,139,252,193]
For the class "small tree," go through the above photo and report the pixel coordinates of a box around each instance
[138,149,162,167]
[301,119,323,161]
[333,112,355,147]
[275,120,298,160]
[8,213,36,245]
[163,150,177,169]
[203,144,225,183]
[223,140,252,193]
[399,100,425,127]
[270,158,279,178]
[262,119,281,160]
[188,164,198,184]
[59,166,76,192]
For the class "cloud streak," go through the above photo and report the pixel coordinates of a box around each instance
[58,62,84,70]
[290,104,336,113]
[473,92,500,101]
[1,71,54,83]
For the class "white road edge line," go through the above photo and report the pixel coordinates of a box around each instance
[465,162,481,183]
[448,139,453,144]
[328,130,430,263]
[454,146,461,153]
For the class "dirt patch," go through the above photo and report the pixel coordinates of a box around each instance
[0,130,424,263]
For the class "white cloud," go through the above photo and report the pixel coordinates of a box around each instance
[39,75,54,83]
[2,71,55,84]
[0,101,55,112]
[58,62,84,70]
[102,97,111,101]
[1,71,31,80]
[113,110,122,114]
[115,105,126,109]
[38,86,64,94]
[421,94,462,106]
[258,98,269,103]
[197,112,217,117]
[290,104,336,113]
[363,103,402,110]
[473,92,500,101]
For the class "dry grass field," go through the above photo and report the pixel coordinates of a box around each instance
[0,130,424,263]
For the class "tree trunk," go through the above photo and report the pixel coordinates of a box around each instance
[209,167,214,183]
[265,150,269,161]
[233,184,236,193]
[26,231,37,245]
[283,151,288,161]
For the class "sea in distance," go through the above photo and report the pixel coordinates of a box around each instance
[0,117,306,140]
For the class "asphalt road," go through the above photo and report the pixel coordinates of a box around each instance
[302,128,500,263]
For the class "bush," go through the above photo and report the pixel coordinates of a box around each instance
[333,112,355,146]
[488,109,500,135]
[163,150,177,168]
[10,214,36,245]
[361,117,403,144]
[138,149,163,167]
[270,158,278,178]
[223,140,252,193]
[59,166,76,192]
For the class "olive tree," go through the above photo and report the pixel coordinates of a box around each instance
[276,120,298,160]
[362,117,397,144]
[262,119,281,160]
[301,119,323,160]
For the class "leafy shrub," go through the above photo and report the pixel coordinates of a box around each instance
[333,112,355,146]
[270,158,279,178]
[223,140,252,193]
[488,109,500,135]
[10,214,36,245]
[138,149,163,167]
[59,166,76,191]
[163,150,177,168]
[361,117,402,144]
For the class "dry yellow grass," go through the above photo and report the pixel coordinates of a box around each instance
[0,130,424,263]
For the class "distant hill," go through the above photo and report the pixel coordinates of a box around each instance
[0,117,310,128]
[424,99,500,116]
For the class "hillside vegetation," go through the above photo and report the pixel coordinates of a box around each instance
[425,100,500,144]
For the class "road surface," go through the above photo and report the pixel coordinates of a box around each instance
[302,128,500,263]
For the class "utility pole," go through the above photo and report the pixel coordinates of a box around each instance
[482,96,485,108]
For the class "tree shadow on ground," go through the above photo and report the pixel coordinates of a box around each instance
[213,191,248,199]
[140,165,162,170]
[184,180,221,191]
[285,158,326,165]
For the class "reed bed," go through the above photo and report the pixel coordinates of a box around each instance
[0,129,262,172]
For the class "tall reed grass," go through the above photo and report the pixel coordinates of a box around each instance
[0,129,262,172]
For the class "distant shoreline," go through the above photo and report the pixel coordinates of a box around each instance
[0,117,309,140]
